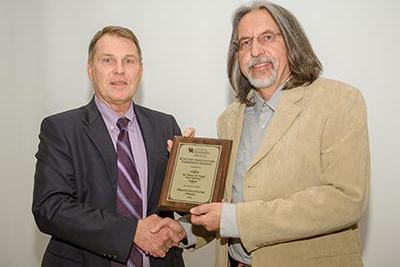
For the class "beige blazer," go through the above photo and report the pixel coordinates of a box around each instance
[194,78,370,267]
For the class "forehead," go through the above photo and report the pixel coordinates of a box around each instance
[94,34,138,57]
[237,9,279,37]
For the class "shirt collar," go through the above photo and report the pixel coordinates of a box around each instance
[253,83,284,115]
[94,96,135,128]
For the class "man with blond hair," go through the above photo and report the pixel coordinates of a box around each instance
[33,26,186,267]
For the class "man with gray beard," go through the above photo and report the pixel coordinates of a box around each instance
[164,1,370,267]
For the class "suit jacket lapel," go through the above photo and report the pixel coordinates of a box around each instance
[82,98,117,191]
[248,86,306,171]
[224,103,246,202]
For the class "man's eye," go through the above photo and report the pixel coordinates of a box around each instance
[125,59,135,65]
[260,34,273,42]
[102,58,113,64]
[240,39,251,47]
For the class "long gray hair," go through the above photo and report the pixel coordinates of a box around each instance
[227,1,322,105]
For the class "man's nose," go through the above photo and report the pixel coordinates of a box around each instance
[113,61,125,74]
[250,39,265,58]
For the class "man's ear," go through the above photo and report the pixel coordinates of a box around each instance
[87,61,93,81]
[139,63,144,80]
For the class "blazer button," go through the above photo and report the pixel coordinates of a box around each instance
[112,255,118,260]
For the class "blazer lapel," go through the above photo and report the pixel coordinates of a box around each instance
[82,99,117,191]
[224,102,246,202]
[248,86,307,171]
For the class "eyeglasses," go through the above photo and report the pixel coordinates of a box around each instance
[234,31,282,52]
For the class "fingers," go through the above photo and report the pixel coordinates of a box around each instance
[190,214,202,225]
[151,218,185,246]
[183,127,196,137]
[190,203,211,215]
[191,214,216,231]
[149,230,174,258]
[168,228,185,245]
[135,215,186,258]
[166,127,195,153]
[190,203,223,231]
[147,249,166,258]
[134,215,168,258]
[150,217,172,234]
[143,214,160,223]
[166,140,173,153]
[151,217,183,234]
[142,240,167,258]
[165,218,184,234]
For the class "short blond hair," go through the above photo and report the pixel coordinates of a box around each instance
[88,26,142,62]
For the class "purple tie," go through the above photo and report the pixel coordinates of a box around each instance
[112,117,143,267]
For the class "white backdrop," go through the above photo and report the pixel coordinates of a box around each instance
[1,0,399,266]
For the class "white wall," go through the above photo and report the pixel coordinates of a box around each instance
[1,0,399,266]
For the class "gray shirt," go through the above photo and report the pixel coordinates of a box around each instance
[220,86,283,265]
[179,86,284,265]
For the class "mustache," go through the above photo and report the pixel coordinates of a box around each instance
[247,57,275,70]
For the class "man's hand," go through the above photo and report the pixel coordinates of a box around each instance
[167,127,196,152]
[133,214,185,258]
[150,217,186,246]
[190,202,223,232]
[182,127,196,138]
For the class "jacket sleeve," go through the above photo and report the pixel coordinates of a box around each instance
[32,116,135,262]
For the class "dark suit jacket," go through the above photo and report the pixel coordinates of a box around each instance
[32,98,185,267]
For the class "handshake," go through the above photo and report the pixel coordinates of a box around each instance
[133,127,196,258]
[133,214,186,258]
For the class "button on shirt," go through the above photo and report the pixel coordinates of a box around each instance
[220,86,284,265]
[95,96,150,267]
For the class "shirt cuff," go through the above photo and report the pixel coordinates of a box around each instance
[178,219,197,248]
[220,203,240,238]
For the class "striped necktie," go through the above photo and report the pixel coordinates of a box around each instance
[112,117,143,267]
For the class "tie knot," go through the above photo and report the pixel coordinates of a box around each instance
[117,117,130,131]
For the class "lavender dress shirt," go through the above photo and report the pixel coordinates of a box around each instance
[95,96,149,267]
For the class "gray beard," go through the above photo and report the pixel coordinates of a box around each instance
[247,68,277,89]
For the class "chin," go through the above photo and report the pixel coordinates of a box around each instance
[110,91,131,100]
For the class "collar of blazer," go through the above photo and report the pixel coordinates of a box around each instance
[235,82,309,172]
[81,98,119,192]
[82,98,161,199]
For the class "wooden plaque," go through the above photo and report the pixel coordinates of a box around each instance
[159,136,232,213]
